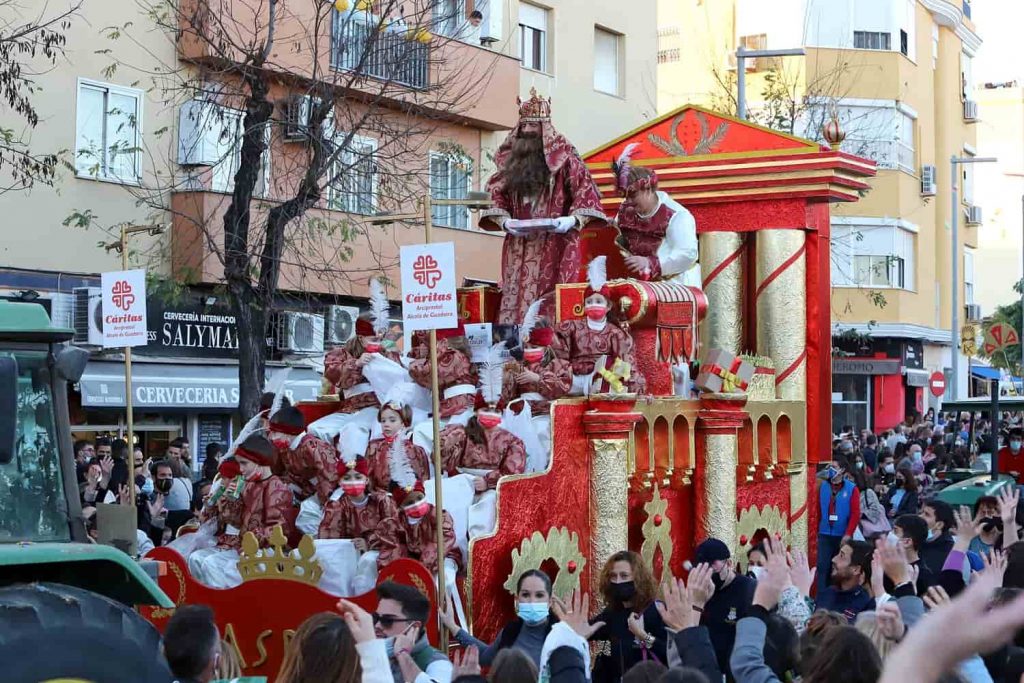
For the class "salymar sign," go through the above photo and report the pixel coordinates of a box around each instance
[136,295,242,359]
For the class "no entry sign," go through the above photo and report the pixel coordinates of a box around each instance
[929,371,946,397]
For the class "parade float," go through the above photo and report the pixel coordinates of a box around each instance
[139,104,875,674]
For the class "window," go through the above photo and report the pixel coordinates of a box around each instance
[832,374,871,433]
[961,52,974,100]
[328,135,378,215]
[658,48,680,64]
[820,102,915,174]
[962,155,975,205]
[430,152,472,229]
[209,107,271,197]
[832,220,916,291]
[434,0,466,39]
[897,110,915,173]
[853,31,891,50]
[519,3,548,72]
[594,27,622,96]
[964,248,976,305]
[75,79,143,182]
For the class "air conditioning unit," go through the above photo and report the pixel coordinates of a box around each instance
[325,305,361,346]
[920,164,937,196]
[965,303,983,322]
[275,312,325,355]
[73,287,104,346]
[967,205,983,224]
[963,99,979,121]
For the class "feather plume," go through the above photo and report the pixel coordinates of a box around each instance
[519,299,542,345]
[338,423,370,464]
[369,278,390,335]
[387,437,417,490]
[225,412,264,460]
[479,342,506,405]
[612,142,640,192]
[265,366,292,417]
[587,256,608,293]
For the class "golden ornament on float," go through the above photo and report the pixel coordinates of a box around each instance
[822,109,846,149]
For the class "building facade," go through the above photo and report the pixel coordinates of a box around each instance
[659,0,984,430]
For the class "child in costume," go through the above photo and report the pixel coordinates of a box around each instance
[408,323,477,453]
[554,256,643,395]
[188,434,295,588]
[316,424,399,595]
[365,401,432,491]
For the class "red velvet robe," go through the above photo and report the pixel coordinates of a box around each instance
[318,490,398,550]
[408,340,477,418]
[553,319,643,392]
[323,347,402,412]
[280,433,340,505]
[440,425,526,489]
[364,437,432,492]
[378,505,462,574]
[500,357,572,414]
[217,475,294,550]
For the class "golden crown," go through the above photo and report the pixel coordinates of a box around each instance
[518,87,551,122]
[238,525,323,586]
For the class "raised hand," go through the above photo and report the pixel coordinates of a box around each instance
[923,585,951,610]
[871,551,887,599]
[876,538,911,589]
[875,601,906,641]
[979,548,1007,585]
[551,589,605,639]
[656,576,695,631]
[336,599,376,644]
[952,505,982,552]
[686,562,716,609]
[117,483,131,506]
[440,598,459,635]
[752,536,788,610]
[148,493,165,519]
[998,486,1018,526]
[452,647,481,678]
[787,549,816,597]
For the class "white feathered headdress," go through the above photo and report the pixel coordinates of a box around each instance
[337,423,371,466]
[224,412,264,461]
[387,436,417,491]
[519,299,543,346]
[479,342,506,407]
[611,142,639,194]
[369,278,390,336]
[264,366,292,417]
[586,256,608,297]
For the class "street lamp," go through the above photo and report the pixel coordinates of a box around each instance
[103,224,167,508]
[950,156,997,400]
[735,47,806,120]
[370,189,492,648]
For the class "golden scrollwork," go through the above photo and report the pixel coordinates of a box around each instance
[503,527,587,601]
[591,437,630,596]
[149,561,187,620]
[640,484,673,581]
[736,504,791,564]
[238,526,323,586]
[703,433,738,552]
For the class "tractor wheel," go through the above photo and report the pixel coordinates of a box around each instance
[0,582,172,682]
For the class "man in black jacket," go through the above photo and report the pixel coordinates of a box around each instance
[694,538,755,680]
[163,605,221,683]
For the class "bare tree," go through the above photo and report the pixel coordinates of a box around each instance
[73,0,499,417]
[0,0,81,193]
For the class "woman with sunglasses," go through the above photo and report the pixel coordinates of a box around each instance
[441,569,556,667]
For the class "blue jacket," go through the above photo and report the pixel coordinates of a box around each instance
[815,585,875,623]
[818,479,856,537]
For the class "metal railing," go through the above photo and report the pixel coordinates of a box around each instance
[331,12,429,90]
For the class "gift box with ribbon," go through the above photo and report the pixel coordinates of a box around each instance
[695,349,755,394]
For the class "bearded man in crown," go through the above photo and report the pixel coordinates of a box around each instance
[480,89,608,323]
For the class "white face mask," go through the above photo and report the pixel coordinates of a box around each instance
[748,566,766,581]
[883,463,895,474]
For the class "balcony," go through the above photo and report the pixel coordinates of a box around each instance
[330,12,429,90]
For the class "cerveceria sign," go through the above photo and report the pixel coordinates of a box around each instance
[138,298,240,359]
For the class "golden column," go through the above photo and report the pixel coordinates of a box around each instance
[788,465,809,554]
[583,402,642,600]
[696,394,747,553]
[700,232,746,355]
[754,229,806,400]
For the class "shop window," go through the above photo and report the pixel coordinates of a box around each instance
[832,374,871,433]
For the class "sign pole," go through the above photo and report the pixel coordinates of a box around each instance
[423,195,448,650]
[121,225,137,509]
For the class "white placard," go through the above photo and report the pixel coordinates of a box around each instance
[101,269,148,348]
[465,323,493,363]
[400,242,458,331]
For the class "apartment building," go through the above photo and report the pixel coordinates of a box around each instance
[659,0,984,429]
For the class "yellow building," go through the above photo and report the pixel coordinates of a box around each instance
[659,0,984,428]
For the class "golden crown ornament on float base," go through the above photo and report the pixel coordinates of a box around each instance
[238,526,323,586]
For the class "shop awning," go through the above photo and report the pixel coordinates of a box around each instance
[78,361,322,409]
[970,366,1002,381]
[903,368,929,387]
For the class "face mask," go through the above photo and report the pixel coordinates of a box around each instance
[384,636,396,658]
[477,413,502,429]
[155,478,172,494]
[883,463,895,474]
[855,461,864,469]
[517,602,550,624]
[141,479,154,496]
[886,531,900,547]
[523,348,544,364]
[341,482,367,498]
[405,500,430,519]
[364,342,382,353]
[1011,440,1022,452]
[926,529,937,541]
[748,566,765,581]
[610,580,636,602]
[585,304,608,321]
[382,432,398,444]
[271,438,291,451]
[912,452,922,463]
[711,571,727,591]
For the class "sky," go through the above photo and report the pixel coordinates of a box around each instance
[972,1,1024,84]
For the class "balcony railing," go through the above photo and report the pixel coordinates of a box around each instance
[330,11,429,90]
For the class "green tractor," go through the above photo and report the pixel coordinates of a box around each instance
[0,300,174,681]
